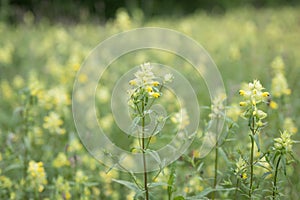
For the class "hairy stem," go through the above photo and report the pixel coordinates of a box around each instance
[272,156,281,200]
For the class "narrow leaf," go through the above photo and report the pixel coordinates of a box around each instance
[253,134,260,152]
[112,179,141,192]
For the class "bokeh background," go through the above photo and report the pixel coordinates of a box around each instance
[0,0,299,199]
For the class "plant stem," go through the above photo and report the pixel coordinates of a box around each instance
[141,103,149,200]
[235,178,239,199]
[212,118,220,200]
[249,134,254,198]
[212,139,218,200]
[249,115,256,198]
[272,156,281,200]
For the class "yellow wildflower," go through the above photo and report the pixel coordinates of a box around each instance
[235,157,247,176]
[0,176,12,188]
[271,56,285,74]
[227,105,241,122]
[43,112,66,135]
[274,130,293,152]
[73,63,80,71]
[53,152,70,168]
[283,118,298,134]
[68,138,83,152]
[209,92,226,119]
[184,187,189,193]
[269,101,278,109]
[241,173,247,179]
[192,150,201,158]
[75,170,88,183]
[239,80,270,122]
[129,79,137,86]
[126,191,135,200]
[92,187,101,196]
[271,73,291,98]
[146,86,153,93]
[78,74,88,83]
[239,90,246,96]
[150,136,157,144]
[171,108,190,130]
[65,191,71,200]
[262,92,270,97]
[152,81,159,86]
[27,161,47,192]
[239,101,247,106]
[151,92,160,98]
[55,176,72,200]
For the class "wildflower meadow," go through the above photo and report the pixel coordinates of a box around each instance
[0,5,300,200]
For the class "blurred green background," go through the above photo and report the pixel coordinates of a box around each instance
[1,0,300,23]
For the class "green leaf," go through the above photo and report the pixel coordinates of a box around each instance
[145,149,161,164]
[197,162,204,173]
[130,116,141,131]
[83,182,99,187]
[173,196,185,200]
[112,179,142,193]
[168,165,176,198]
[186,187,236,199]
[219,147,229,164]
[261,171,272,180]
[148,181,168,188]
[253,134,260,152]
[4,163,23,172]
[186,187,214,199]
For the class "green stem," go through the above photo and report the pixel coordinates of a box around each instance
[272,156,281,200]
[141,103,149,200]
[249,134,254,198]
[235,178,239,199]
[249,115,256,198]
[212,118,220,200]
[212,140,218,200]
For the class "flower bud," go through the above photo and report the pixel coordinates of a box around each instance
[262,92,270,97]
[239,101,247,106]
[239,90,246,96]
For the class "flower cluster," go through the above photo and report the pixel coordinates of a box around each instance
[283,118,298,135]
[0,175,12,189]
[239,80,269,128]
[27,160,47,192]
[234,157,248,180]
[273,130,294,153]
[99,170,118,197]
[183,176,204,194]
[270,56,291,98]
[43,112,66,135]
[226,103,241,122]
[171,108,190,130]
[55,176,72,200]
[209,93,226,120]
[75,170,88,184]
[128,63,173,101]
[52,152,70,168]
